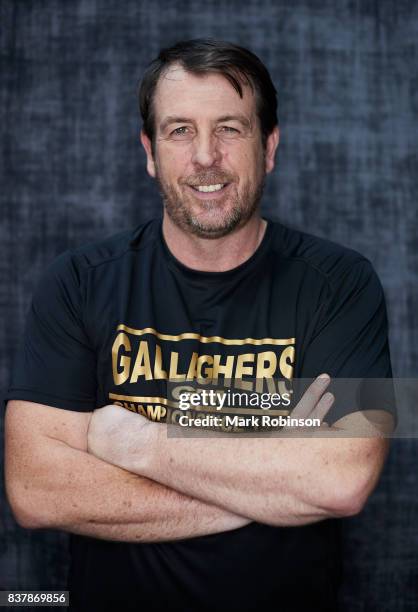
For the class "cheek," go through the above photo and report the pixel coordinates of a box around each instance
[220,141,261,172]
[157,145,193,178]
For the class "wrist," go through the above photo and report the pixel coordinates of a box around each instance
[87,405,161,476]
[127,416,163,478]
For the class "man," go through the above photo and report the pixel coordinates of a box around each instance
[5,39,394,611]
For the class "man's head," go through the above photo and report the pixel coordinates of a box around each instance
[139,39,279,239]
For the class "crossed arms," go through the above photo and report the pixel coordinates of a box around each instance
[5,401,248,542]
[5,376,392,542]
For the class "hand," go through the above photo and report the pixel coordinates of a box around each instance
[87,405,153,470]
[281,374,334,436]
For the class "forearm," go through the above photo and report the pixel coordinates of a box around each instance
[6,437,249,542]
[108,419,387,526]
[136,428,347,525]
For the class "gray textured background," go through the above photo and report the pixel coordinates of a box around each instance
[1,1,417,610]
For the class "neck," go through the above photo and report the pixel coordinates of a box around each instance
[162,213,267,272]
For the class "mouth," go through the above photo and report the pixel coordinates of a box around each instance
[186,182,231,200]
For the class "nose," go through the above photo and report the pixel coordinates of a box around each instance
[191,132,221,168]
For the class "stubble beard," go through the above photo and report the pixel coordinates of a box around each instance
[155,166,266,240]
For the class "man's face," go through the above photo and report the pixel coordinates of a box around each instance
[141,65,279,239]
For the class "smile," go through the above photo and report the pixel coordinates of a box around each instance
[192,184,226,193]
[186,183,231,200]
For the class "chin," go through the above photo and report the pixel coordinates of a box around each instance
[188,222,238,239]
[163,186,260,239]
[186,209,251,239]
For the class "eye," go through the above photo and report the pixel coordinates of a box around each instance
[218,126,241,138]
[220,126,239,133]
[171,126,190,136]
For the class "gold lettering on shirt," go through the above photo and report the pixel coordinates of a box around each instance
[114,400,167,421]
[112,332,132,385]
[186,352,198,379]
[130,340,152,382]
[196,355,213,380]
[153,344,168,379]
[111,327,296,389]
[279,346,295,380]
[255,351,277,378]
[212,354,234,382]
[235,353,255,390]
[168,351,186,380]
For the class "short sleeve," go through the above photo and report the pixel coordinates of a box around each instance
[5,252,97,412]
[298,259,395,425]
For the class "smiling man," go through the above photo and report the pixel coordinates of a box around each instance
[5,40,394,612]
[146,65,270,242]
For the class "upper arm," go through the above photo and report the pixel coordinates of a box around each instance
[5,252,98,412]
[299,259,395,425]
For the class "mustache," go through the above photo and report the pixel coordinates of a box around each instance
[182,171,235,186]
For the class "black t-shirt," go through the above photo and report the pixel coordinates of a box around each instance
[6,218,393,612]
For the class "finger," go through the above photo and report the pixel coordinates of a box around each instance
[309,392,334,423]
[291,374,331,419]
[281,395,333,437]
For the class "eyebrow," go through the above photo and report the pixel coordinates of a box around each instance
[216,115,252,128]
[159,114,252,132]
[159,116,192,131]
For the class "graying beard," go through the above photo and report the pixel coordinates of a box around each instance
[159,177,266,239]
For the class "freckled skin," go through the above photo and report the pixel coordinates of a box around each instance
[141,65,278,239]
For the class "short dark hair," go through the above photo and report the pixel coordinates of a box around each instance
[139,39,278,149]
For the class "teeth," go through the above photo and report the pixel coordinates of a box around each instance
[195,184,225,193]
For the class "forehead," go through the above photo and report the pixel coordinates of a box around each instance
[153,65,256,124]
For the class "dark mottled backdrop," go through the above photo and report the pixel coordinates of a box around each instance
[1,1,417,610]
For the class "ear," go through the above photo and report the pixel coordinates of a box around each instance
[140,130,156,178]
[264,126,280,174]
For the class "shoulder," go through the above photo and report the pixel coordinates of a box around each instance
[65,217,158,269]
[30,219,160,312]
[268,220,380,292]
[40,218,159,282]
